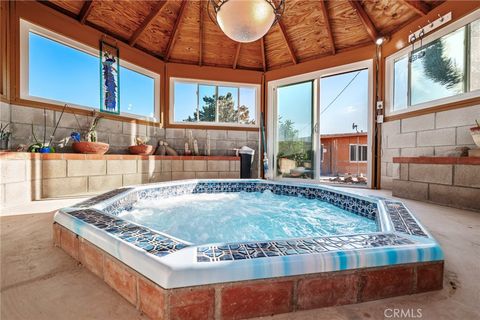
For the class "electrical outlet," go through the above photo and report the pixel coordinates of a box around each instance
[376,101,384,109]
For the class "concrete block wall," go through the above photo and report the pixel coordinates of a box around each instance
[0,155,240,209]
[393,163,480,211]
[381,105,480,189]
[0,102,260,177]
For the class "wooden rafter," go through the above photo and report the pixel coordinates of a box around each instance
[78,0,94,24]
[403,0,430,16]
[199,0,204,66]
[278,20,297,64]
[233,43,241,69]
[164,0,187,61]
[348,0,379,42]
[319,0,335,55]
[129,0,168,46]
[260,37,266,72]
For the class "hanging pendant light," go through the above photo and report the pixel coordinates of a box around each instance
[208,0,285,43]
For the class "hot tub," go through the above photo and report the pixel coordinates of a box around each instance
[53,180,444,319]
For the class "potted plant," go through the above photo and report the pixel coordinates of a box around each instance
[470,119,480,148]
[72,110,109,154]
[0,123,11,150]
[27,108,60,153]
[128,137,153,155]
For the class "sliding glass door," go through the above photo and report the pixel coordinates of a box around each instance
[319,69,369,186]
[271,62,371,186]
[275,81,315,180]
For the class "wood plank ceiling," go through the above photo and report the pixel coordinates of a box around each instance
[41,0,443,71]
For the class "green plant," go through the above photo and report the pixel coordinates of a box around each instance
[26,105,69,153]
[27,123,56,153]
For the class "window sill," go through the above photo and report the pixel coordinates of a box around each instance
[167,122,260,131]
[384,95,480,121]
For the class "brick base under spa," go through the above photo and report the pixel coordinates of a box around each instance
[53,223,444,320]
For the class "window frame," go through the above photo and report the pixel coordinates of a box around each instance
[385,8,480,116]
[19,19,161,122]
[349,144,367,163]
[170,77,260,128]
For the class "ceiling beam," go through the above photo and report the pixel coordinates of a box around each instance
[319,0,335,55]
[164,0,187,61]
[233,43,241,69]
[260,37,266,72]
[403,0,430,16]
[278,20,297,64]
[129,0,168,46]
[199,0,204,66]
[78,0,94,24]
[347,0,379,42]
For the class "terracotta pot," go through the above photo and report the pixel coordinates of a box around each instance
[470,127,480,148]
[128,144,153,155]
[72,141,109,154]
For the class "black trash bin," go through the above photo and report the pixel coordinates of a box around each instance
[238,146,255,179]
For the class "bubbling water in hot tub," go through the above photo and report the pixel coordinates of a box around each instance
[118,190,377,244]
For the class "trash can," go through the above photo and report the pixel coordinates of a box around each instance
[238,146,255,179]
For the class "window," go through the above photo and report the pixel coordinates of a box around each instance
[28,32,100,108]
[350,144,367,162]
[386,11,480,115]
[172,79,258,126]
[120,66,156,118]
[20,20,160,120]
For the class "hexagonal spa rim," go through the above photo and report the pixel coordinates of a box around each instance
[54,179,443,289]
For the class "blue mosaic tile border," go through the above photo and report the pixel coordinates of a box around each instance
[384,201,427,237]
[119,181,377,220]
[75,188,134,208]
[67,209,188,257]
[197,233,414,262]
[102,191,139,216]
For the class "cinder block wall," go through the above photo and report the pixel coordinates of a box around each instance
[0,102,260,177]
[381,105,480,189]
[394,162,480,211]
[0,156,240,208]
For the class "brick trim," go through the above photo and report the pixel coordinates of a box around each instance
[53,223,444,319]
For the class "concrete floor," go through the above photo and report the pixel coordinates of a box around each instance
[1,190,479,320]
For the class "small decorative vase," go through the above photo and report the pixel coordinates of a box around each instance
[128,144,153,155]
[470,127,480,148]
[72,141,109,154]
[39,146,52,153]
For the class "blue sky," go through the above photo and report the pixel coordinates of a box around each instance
[29,32,155,117]
[277,69,369,138]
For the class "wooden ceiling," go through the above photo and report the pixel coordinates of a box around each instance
[41,0,443,71]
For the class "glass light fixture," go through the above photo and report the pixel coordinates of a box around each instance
[209,0,285,43]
